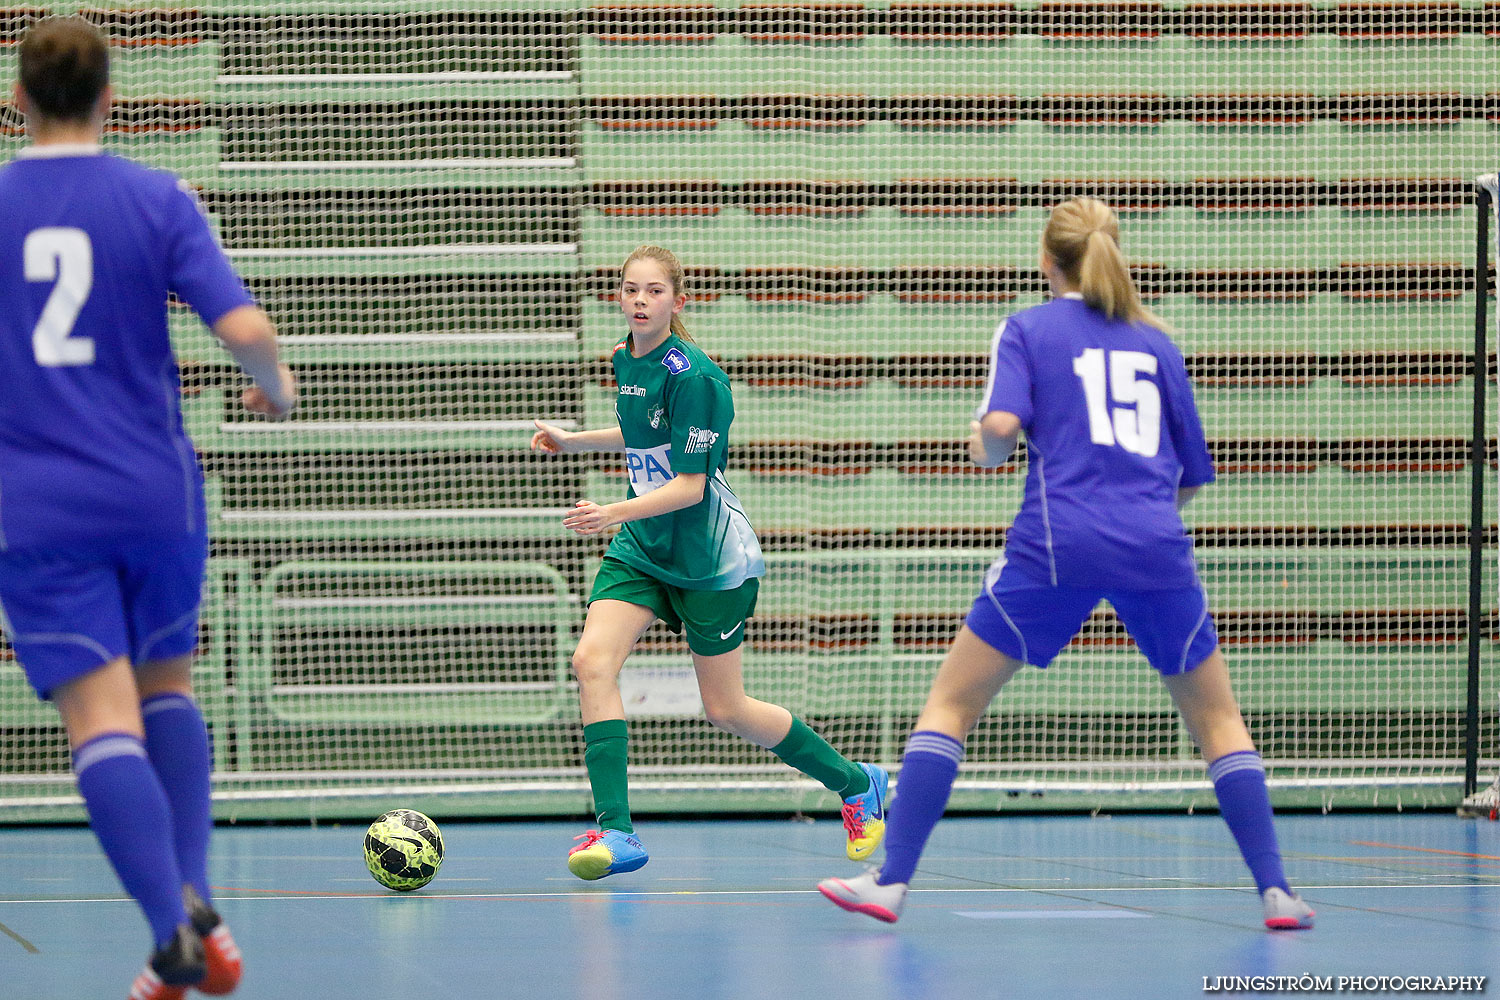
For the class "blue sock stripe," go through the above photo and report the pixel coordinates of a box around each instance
[142,692,197,717]
[73,733,148,775]
[905,731,965,764]
[1209,751,1265,784]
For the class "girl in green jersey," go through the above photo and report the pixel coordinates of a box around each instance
[532,245,888,880]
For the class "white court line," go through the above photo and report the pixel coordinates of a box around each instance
[222,420,543,432]
[272,595,565,608]
[220,158,576,171]
[220,508,569,521]
[227,244,576,259]
[217,71,574,84]
[956,910,1151,919]
[5,883,1497,904]
[277,333,577,345]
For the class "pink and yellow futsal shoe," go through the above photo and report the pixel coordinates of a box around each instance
[841,763,889,861]
[567,828,649,880]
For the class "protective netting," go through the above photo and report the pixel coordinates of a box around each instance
[0,1,1495,819]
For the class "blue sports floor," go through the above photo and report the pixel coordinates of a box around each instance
[1,813,1495,1000]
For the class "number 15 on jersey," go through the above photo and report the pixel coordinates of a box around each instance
[1072,348,1161,457]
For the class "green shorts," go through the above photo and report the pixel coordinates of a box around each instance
[588,556,760,656]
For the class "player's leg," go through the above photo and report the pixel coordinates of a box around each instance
[122,530,243,991]
[821,563,1096,922]
[566,584,658,879]
[680,581,888,859]
[1114,588,1313,930]
[54,660,206,996]
[137,655,241,995]
[125,531,213,902]
[0,547,202,992]
[819,627,1025,922]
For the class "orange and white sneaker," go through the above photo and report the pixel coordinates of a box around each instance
[841,763,890,861]
[185,886,242,995]
[128,924,204,1000]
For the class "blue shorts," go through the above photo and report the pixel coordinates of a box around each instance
[0,532,208,700]
[964,559,1219,675]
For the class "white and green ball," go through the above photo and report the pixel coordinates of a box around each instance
[364,809,444,891]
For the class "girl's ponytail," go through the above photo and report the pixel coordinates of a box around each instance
[1043,197,1167,330]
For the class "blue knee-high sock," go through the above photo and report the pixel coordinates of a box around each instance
[74,733,188,948]
[142,693,214,903]
[1209,750,1290,894]
[878,731,965,886]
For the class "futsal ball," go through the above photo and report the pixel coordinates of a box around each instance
[364,809,444,891]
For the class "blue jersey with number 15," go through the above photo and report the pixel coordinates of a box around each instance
[979,294,1217,591]
[0,146,254,552]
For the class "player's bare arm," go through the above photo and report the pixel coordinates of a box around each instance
[531,420,625,454]
[968,411,1021,467]
[214,305,295,419]
[563,472,705,535]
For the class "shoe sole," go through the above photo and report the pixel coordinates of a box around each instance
[568,850,648,881]
[819,881,900,923]
[1265,914,1315,930]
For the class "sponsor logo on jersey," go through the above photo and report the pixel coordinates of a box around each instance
[648,404,664,429]
[662,348,692,374]
[683,426,720,454]
[625,444,675,496]
[619,384,646,396]
[613,341,628,353]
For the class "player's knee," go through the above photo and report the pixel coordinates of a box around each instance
[700,696,747,736]
[570,646,620,690]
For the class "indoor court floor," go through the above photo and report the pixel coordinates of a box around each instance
[1,812,1495,999]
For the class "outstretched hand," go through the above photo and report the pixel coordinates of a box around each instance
[532,419,573,454]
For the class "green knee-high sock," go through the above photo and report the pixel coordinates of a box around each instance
[771,717,869,799]
[583,719,633,833]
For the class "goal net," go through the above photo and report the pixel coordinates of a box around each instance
[1,1,1494,820]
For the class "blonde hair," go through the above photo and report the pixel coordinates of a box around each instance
[621,244,693,342]
[1042,197,1166,330]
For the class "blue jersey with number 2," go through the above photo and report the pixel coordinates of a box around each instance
[0,147,253,552]
[979,293,1216,591]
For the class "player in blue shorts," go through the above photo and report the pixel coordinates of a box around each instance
[817,197,1314,931]
[0,18,295,999]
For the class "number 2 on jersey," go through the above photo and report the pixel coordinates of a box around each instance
[24,226,95,367]
[1072,348,1161,457]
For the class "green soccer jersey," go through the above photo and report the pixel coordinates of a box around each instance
[604,333,765,590]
